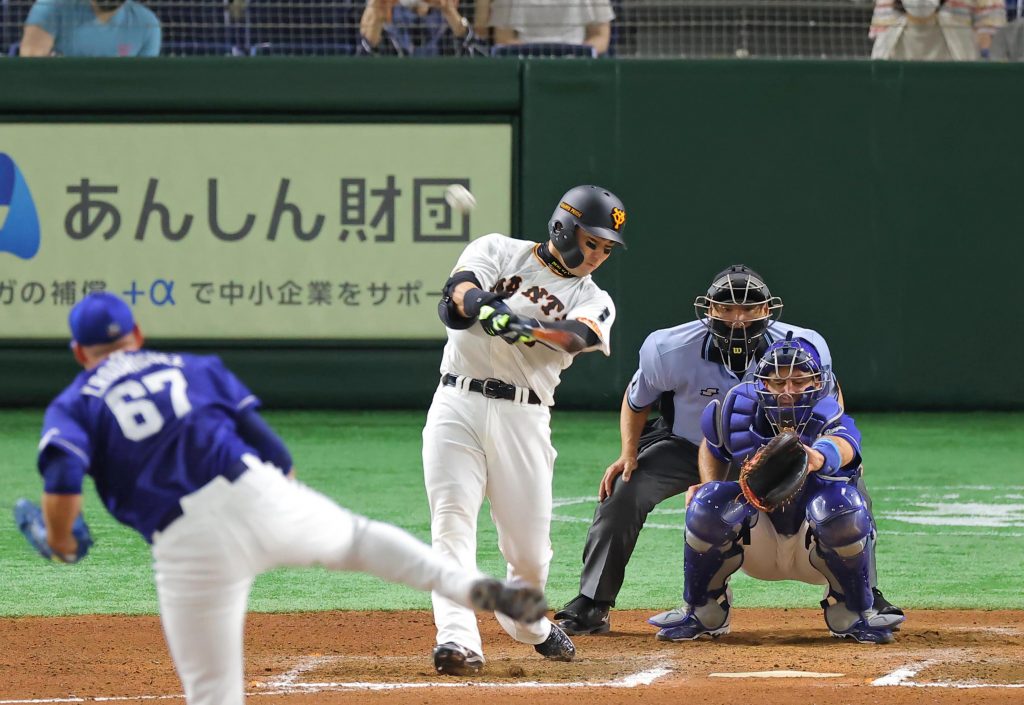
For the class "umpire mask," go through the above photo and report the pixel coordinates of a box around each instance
[695,264,783,371]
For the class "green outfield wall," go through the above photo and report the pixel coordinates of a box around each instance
[1,59,1021,410]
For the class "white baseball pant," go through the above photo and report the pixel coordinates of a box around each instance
[422,384,557,658]
[151,456,482,705]
[740,513,828,585]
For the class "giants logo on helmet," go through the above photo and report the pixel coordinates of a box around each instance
[610,207,626,231]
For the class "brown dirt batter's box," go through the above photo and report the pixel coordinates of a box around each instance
[3,609,1021,704]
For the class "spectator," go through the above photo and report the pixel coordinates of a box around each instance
[359,0,486,56]
[991,16,1024,58]
[20,0,160,57]
[870,0,1005,60]
[489,0,614,56]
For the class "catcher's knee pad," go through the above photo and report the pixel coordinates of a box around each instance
[808,483,874,615]
[807,483,871,554]
[686,481,755,550]
[682,482,753,612]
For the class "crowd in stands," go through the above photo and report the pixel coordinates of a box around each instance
[3,0,1023,61]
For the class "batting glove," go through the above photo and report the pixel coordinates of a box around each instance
[478,307,534,344]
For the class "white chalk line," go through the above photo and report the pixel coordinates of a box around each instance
[872,660,1024,689]
[710,670,843,679]
[264,654,673,690]
[553,494,1024,535]
[0,661,674,704]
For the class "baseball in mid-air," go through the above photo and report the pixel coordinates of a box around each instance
[444,184,476,213]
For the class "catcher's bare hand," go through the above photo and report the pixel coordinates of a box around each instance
[685,482,705,508]
[599,455,638,501]
[803,443,824,472]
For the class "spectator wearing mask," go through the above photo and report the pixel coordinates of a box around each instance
[870,0,1005,60]
[359,0,486,56]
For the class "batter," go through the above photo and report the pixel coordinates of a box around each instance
[425,184,628,675]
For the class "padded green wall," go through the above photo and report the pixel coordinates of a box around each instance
[1,59,1021,409]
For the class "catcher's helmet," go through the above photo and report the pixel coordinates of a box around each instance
[694,264,783,369]
[754,334,831,435]
[548,185,627,268]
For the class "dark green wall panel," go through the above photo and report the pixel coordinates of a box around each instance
[2,59,1022,409]
[521,60,1024,409]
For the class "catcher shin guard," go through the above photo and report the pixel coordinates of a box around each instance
[681,482,756,629]
[806,483,881,632]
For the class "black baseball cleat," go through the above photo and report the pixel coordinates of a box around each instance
[433,642,484,676]
[534,623,576,661]
[872,588,906,629]
[470,578,548,624]
[554,594,611,636]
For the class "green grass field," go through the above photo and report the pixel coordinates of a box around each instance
[1,410,1021,617]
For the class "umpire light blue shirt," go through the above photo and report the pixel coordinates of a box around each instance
[627,320,832,446]
[26,0,160,57]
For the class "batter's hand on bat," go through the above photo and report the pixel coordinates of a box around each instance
[599,455,638,501]
[506,319,588,353]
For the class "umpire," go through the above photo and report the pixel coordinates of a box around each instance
[555,265,901,635]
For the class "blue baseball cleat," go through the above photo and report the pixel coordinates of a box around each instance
[829,617,895,644]
[655,611,730,641]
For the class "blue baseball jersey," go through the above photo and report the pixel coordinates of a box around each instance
[38,350,261,542]
[626,320,832,446]
[26,0,161,57]
[705,381,862,476]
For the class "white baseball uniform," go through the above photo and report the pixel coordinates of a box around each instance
[423,233,615,658]
[38,346,494,705]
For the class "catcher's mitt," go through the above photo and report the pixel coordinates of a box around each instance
[738,431,809,512]
[13,498,93,563]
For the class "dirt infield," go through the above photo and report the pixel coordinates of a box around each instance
[3,609,1022,704]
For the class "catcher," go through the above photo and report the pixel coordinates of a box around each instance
[656,335,898,645]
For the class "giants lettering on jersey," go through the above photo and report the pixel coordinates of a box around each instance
[493,276,567,319]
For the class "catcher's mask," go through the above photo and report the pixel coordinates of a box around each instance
[754,334,831,436]
[548,185,627,269]
[695,264,783,370]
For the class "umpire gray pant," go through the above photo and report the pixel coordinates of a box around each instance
[578,434,700,605]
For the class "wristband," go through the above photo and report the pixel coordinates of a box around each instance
[811,438,842,476]
[461,288,491,318]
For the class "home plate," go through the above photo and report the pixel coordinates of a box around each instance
[710,671,844,678]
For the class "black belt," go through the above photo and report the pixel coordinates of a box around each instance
[442,374,542,405]
[154,459,250,534]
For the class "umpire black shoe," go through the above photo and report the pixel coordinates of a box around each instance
[534,624,576,661]
[433,642,484,676]
[470,578,548,624]
[872,588,906,629]
[554,594,611,636]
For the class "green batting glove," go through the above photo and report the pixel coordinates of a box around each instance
[478,304,512,337]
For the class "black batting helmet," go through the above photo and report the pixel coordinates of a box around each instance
[694,264,784,369]
[548,185,627,268]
